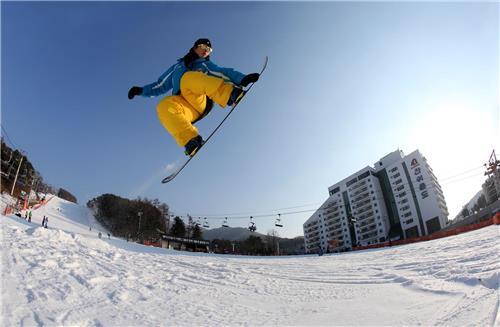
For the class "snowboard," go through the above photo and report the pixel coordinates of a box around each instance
[162,56,268,184]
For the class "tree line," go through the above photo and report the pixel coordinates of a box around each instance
[1,138,76,203]
[460,193,490,218]
[87,194,169,241]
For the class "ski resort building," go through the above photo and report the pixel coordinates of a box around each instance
[304,149,449,254]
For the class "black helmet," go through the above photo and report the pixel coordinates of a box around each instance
[194,38,212,48]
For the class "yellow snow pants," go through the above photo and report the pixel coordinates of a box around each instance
[156,72,234,147]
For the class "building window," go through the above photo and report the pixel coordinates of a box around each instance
[358,171,370,180]
[346,178,357,187]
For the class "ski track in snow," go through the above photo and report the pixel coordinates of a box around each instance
[1,198,499,326]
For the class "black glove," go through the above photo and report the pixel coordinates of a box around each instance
[240,73,260,87]
[128,86,143,100]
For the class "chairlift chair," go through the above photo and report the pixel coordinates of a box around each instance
[248,216,257,232]
[275,213,283,227]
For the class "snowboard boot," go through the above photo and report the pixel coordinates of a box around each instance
[227,86,246,107]
[184,135,204,157]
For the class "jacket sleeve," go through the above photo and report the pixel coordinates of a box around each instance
[141,63,177,97]
[205,61,246,85]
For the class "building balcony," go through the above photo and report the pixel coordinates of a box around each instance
[324,212,341,221]
[305,238,320,245]
[327,223,342,231]
[361,231,379,240]
[352,191,371,203]
[325,218,342,227]
[350,180,367,191]
[359,223,377,234]
[358,210,375,221]
[305,226,320,233]
[358,218,375,227]
[322,207,340,215]
[353,199,371,209]
[352,186,369,197]
[357,204,373,215]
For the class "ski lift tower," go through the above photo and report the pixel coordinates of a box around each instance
[483,150,500,203]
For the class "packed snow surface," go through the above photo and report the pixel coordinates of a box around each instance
[1,197,499,326]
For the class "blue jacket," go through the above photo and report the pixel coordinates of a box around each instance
[141,58,246,97]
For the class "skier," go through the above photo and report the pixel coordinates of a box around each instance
[128,38,260,156]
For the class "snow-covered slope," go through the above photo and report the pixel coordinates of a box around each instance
[1,205,498,326]
[18,196,108,237]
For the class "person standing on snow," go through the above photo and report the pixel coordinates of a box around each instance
[128,38,260,156]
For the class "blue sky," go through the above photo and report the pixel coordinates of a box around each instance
[2,2,498,237]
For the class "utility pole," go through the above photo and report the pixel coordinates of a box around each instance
[137,211,143,241]
[10,154,23,196]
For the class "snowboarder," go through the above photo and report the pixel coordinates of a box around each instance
[128,38,260,156]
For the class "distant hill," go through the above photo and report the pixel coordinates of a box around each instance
[202,227,305,254]
[202,227,267,241]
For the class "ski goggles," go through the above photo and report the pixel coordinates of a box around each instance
[197,44,212,54]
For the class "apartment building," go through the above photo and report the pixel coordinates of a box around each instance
[304,149,449,254]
